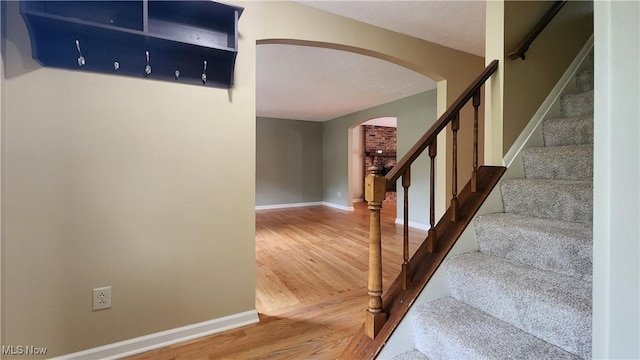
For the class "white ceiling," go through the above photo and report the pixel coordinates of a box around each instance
[299,0,486,57]
[256,1,486,122]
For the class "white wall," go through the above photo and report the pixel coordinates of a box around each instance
[593,1,640,358]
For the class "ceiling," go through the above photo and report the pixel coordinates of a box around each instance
[256,1,486,122]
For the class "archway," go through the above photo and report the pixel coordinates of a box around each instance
[348,117,397,205]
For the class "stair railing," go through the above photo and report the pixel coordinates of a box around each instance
[508,0,567,60]
[364,59,499,339]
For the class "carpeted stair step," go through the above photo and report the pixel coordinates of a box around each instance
[542,115,593,146]
[561,89,593,117]
[412,297,581,360]
[446,252,592,359]
[501,178,592,223]
[523,145,593,181]
[391,349,430,360]
[475,213,592,281]
[575,69,593,92]
[579,52,594,74]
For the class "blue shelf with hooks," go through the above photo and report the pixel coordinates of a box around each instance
[20,0,243,89]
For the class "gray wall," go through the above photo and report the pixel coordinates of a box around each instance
[256,117,323,206]
[323,90,438,225]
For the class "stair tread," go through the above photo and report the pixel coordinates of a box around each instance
[523,145,593,181]
[475,213,592,281]
[525,143,591,151]
[391,349,430,360]
[413,297,581,360]
[501,178,593,223]
[447,252,592,359]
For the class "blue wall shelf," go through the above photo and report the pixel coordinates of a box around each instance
[20,0,243,89]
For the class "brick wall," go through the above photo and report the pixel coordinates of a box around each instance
[363,125,397,194]
[364,125,397,170]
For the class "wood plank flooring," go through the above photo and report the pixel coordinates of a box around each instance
[125,199,426,360]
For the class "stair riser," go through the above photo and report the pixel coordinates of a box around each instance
[501,180,592,223]
[446,254,592,359]
[561,90,593,117]
[523,146,593,181]
[475,214,592,281]
[543,116,593,147]
[579,55,593,75]
[575,70,593,92]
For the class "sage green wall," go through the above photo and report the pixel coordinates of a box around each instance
[256,117,323,206]
[323,90,437,225]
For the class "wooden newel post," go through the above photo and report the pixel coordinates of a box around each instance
[364,166,387,339]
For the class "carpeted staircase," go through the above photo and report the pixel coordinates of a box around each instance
[393,53,593,360]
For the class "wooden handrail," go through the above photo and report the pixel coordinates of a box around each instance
[385,60,499,186]
[508,0,567,60]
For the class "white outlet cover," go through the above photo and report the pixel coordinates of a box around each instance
[92,286,112,311]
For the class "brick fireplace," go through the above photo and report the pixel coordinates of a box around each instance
[364,125,397,199]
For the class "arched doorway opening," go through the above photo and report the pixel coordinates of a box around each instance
[348,116,398,205]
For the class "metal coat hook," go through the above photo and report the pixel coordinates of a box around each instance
[114,61,120,71]
[75,40,85,66]
[175,70,181,80]
[145,51,152,75]
[202,60,207,84]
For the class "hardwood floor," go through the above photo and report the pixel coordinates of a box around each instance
[125,198,426,360]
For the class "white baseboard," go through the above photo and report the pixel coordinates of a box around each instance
[51,310,259,360]
[255,201,323,210]
[353,198,364,203]
[504,35,595,168]
[322,201,355,212]
[395,218,430,231]
[255,201,355,212]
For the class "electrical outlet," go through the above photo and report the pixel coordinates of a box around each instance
[92,286,111,311]
[337,191,342,198]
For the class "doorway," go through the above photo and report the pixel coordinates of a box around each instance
[348,117,397,204]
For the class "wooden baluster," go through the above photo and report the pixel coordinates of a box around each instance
[427,139,437,253]
[451,113,460,222]
[472,90,481,192]
[364,166,387,339]
[401,167,411,289]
